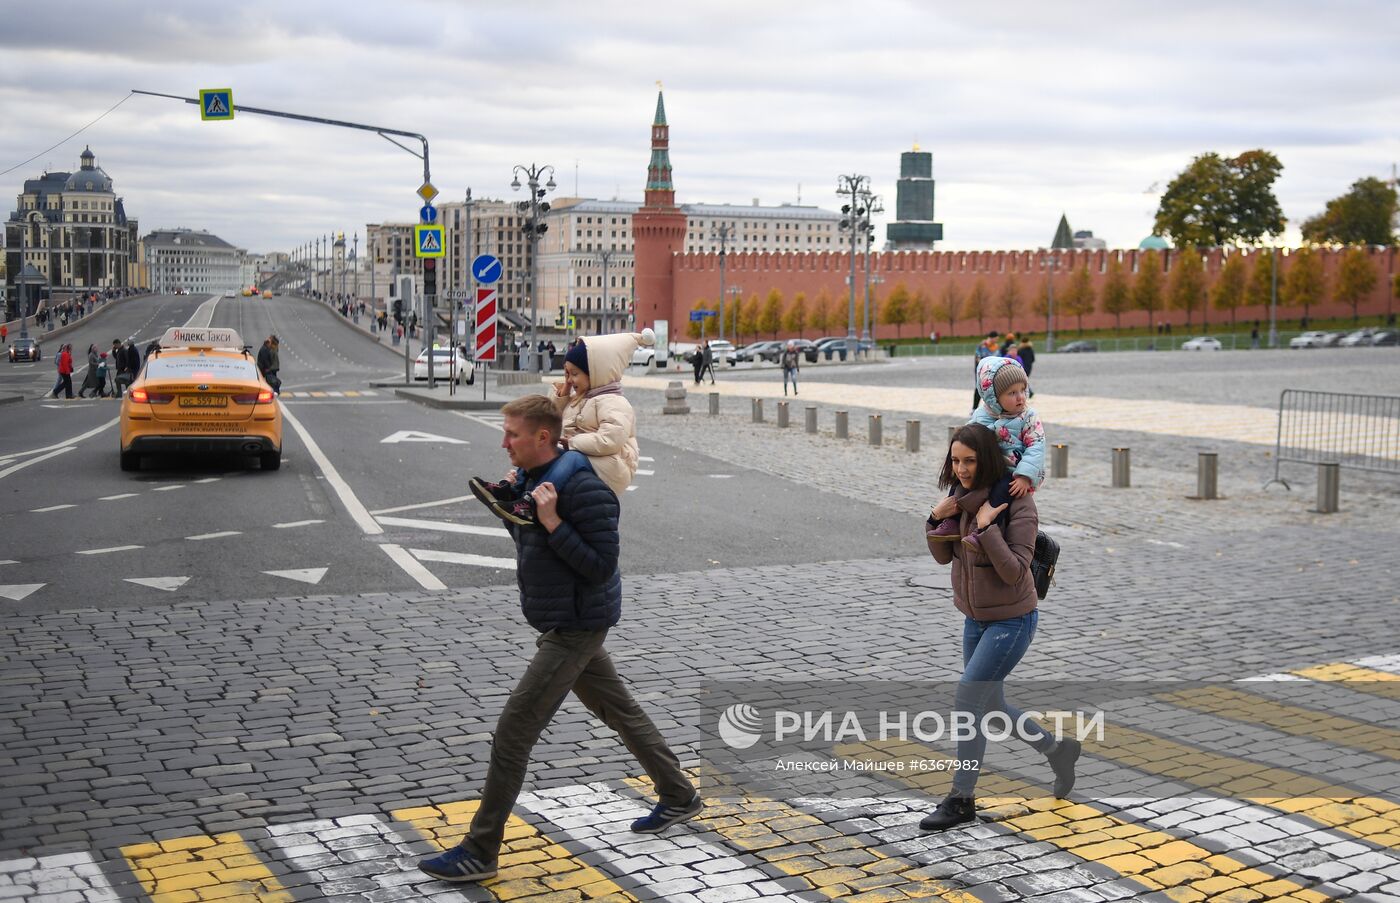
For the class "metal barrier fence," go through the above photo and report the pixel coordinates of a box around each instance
[1266,389,1400,489]
[893,331,1319,357]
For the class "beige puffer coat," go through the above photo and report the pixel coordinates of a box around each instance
[551,330,653,497]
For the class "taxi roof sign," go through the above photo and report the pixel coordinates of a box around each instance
[160,326,244,348]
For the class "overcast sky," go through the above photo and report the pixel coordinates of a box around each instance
[2,0,1396,255]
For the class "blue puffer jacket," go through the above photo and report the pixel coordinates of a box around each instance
[970,355,1047,487]
[511,462,622,631]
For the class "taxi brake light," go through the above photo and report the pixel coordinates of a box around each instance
[129,388,147,402]
[232,390,276,404]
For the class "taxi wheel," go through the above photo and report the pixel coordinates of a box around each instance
[260,450,281,471]
[120,450,140,472]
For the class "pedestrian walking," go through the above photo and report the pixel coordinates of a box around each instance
[256,335,281,394]
[1251,321,1260,349]
[1,324,7,345]
[52,344,74,398]
[78,344,101,397]
[1017,338,1035,378]
[418,394,702,884]
[920,422,1079,831]
[691,344,705,384]
[700,342,715,384]
[780,340,800,396]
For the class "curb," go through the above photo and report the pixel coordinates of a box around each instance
[0,394,23,406]
[391,387,516,411]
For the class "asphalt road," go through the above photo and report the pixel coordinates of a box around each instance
[1,293,903,613]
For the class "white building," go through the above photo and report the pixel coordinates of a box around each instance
[144,229,241,294]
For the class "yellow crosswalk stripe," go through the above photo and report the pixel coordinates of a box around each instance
[120,832,294,903]
[344,390,360,397]
[624,772,981,901]
[309,391,327,398]
[391,800,638,901]
[1081,721,1400,849]
[1293,662,1400,704]
[1159,685,1400,761]
[836,740,1334,901]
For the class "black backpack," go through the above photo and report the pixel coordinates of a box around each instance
[1031,531,1059,600]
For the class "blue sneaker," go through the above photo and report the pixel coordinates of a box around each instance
[417,845,497,882]
[630,795,703,834]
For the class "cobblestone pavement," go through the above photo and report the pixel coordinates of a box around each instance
[4,377,1400,900]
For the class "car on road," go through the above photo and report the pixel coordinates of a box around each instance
[1282,329,1327,347]
[1180,336,1223,351]
[1058,340,1098,353]
[813,336,877,359]
[8,338,40,362]
[414,346,475,384]
[1338,328,1375,347]
[262,290,273,299]
[223,290,236,298]
[1371,330,1399,347]
[730,340,784,364]
[675,339,736,364]
[119,326,282,472]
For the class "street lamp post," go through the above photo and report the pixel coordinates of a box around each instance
[511,162,556,373]
[352,233,360,319]
[1268,244,1280,349]
[596,248,616,336]
[859,189,883,354]
[1042,251,1058,354]
[709,223,734,341]
[837,173,871,350]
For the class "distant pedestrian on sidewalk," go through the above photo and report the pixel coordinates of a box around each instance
[781,340,800,396]
[78,344,101,398]
[419,394,702,885]
[919,423,1078,831]
[700,343,715,384]
[692,344,705,384]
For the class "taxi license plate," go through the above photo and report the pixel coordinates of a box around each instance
[179,395,227,408]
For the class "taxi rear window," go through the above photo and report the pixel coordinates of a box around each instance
[145,356,259,381]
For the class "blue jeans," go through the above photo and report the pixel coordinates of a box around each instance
[951,611,1052,795]
[515,450,594,495]
[783,367,798,395]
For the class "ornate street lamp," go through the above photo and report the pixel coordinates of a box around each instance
[512,163,556,372]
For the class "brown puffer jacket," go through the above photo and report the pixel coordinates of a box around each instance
[927,487,1038,621]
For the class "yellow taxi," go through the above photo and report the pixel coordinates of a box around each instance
[262,290,273,299]
[241,288,253,297]
[120,327,282,472]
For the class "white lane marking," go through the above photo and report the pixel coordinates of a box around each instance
[124,576,190,592]
[380,543,448,588]
[0,445,75,481]
[0,584,45,601]
[0,417,119,463]
[99,493,138,501]
[0,851,120,901]
[626,485,638,491]
[152,484,185,492]
[278,404,382,535]
[31,503,76,512]
[272,519,324,528]
[264,815,417,903]
[639,455,655,462]
[0,560,17,565]
[194,477,222,484]
[707,474,734,479]
[370,494,476,515]
[377,515,509,537]
[76,545,143,555]
[1145,538,1185,549]
[188,294,222,328]
[187,531,241,541]
[263,567,328,585]
[380,429,467,444]
[635,469,655,476]
[409,547,515,570]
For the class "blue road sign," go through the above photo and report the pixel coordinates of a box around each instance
[689,309,718,321]
[419,204,437,224]
[471,254,502,285]
[199,88,234,121]
[414,224,445,258]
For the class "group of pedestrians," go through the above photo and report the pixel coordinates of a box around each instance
[414,324,1076,885]
[47,337,141,399]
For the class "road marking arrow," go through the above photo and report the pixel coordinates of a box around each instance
[0,584,45,601]
[123,577,190,592]
[264,567,328,585]
[380,431,467,444]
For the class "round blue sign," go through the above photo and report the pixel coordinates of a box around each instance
[419,204,438,224]
[471,254,503,285]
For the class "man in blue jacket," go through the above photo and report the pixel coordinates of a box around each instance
[419,394,702,884]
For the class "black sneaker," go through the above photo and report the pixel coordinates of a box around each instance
[470,476,517,509]
[630,795,703,834]
[417,845,498,882]
[491,493,538,527]
[918,793,977,832]
[1048,737,1081,798]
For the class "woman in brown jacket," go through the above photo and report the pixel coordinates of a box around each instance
[920,423,1079,831]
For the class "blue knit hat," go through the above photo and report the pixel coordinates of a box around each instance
[564,339,589,375]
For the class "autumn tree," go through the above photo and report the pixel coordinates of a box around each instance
[1245,251,1274,315]
[1134,250,1165,329]
[783,291,808,337]
[810,289,833,333]
[1212,253,1248,330]
[1101,256,1132,334]
[912,288,932,338]
[1154,149,1286,247]
[882,282,912,338]
[964,279,990,335]
[1168,251,1207,330]
[739,293,761,343]
[934,282,962,339]
[1301,177,1399,247]
[1062,264,1097,334]
[997,277,1021,333]
[760,289,784,339]
[1334,247,1378,323]
[1283,247,1326,322]
[686,299,708,339]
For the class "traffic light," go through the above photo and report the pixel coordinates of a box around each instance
[423,258,437,298]
[555,305,566,327]
[393,299,404,324]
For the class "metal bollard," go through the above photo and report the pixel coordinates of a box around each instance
[835,410,848,439]
[869,413,883,446]
[906,420,920,453]
[805,405,817,434]
[1194,451,1218,500]
[1111,447,1131,488]
[777,401,789,428]
[1050,443,1069,478]
[1316,462,1340,514]
[709,392,719,416]
[752,398,764,423]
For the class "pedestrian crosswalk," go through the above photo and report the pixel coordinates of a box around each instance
[3,654,1398,901]
[278,389,380,398]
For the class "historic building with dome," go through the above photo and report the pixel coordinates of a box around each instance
[4,146,141,318]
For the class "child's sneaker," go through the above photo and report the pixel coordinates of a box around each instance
[469,476,517,510]
[961,530,983,553]
[926,518,961,542]
[492,493,538,527]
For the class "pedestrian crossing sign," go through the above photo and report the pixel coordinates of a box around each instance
[414,224,445,258]
[198,88,234,121]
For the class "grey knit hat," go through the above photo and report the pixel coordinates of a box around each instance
[992,360,1028,398]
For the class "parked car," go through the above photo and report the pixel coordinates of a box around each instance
[788,338,821,363]
[677,339,735,364]
[730,340,784,364]
[413,346,475,384]
[813,336,876,359]
[1181,336,1222,351]
[8,338,40,362]
[1058,340,1098,353]
[1289,331,1331,349]
[1371,330,1399,347]
[1338,328,1375,347]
